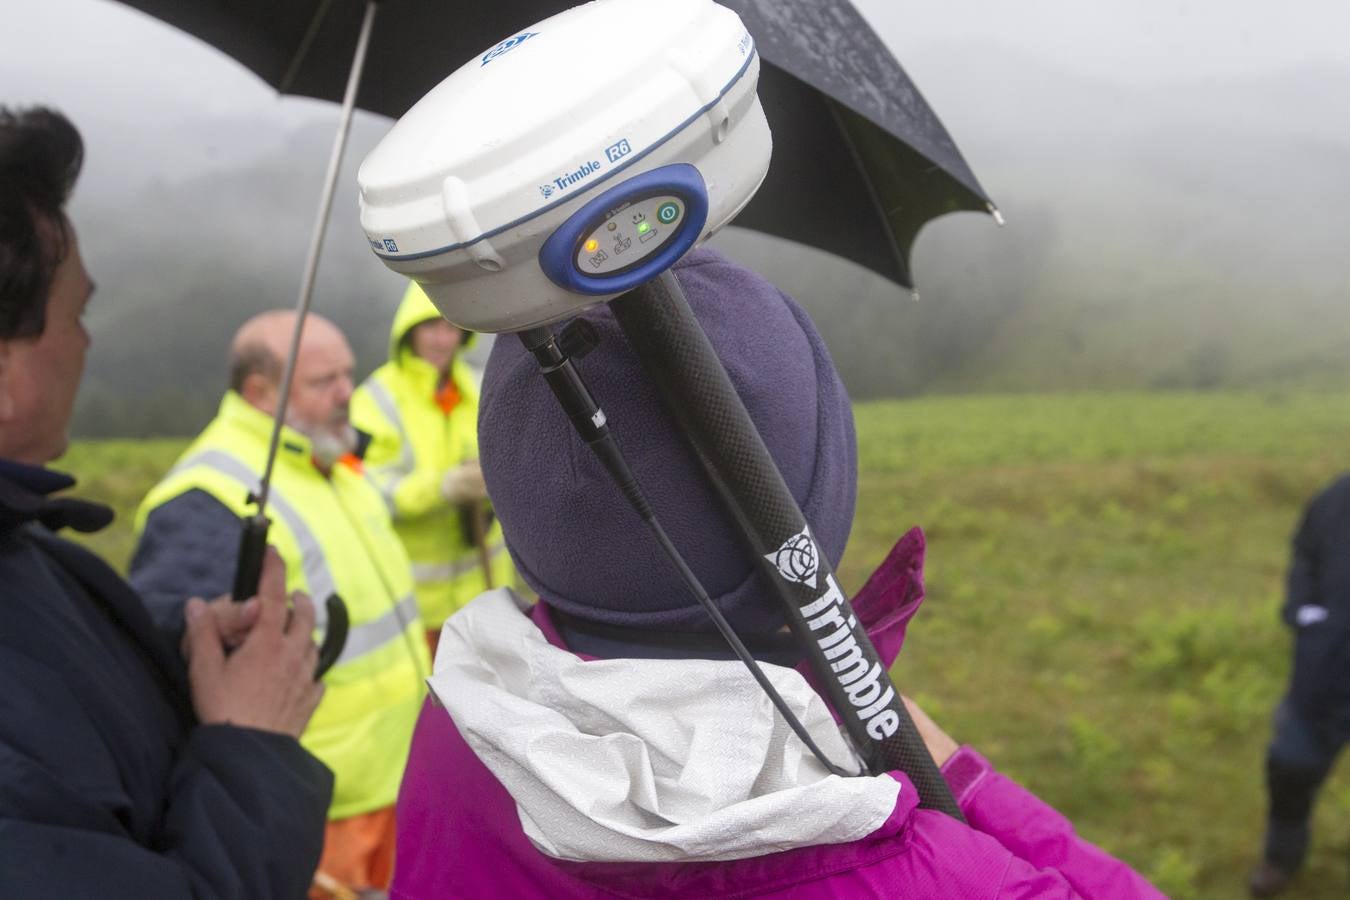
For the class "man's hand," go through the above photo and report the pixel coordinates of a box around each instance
[179,595,260,658]
[441,458,487,504]
[184,548,325,738]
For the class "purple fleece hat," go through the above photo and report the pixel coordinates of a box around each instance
[479,247,857,634]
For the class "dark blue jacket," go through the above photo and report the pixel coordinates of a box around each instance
[1284,473,1350,737]
[0,460,332,898]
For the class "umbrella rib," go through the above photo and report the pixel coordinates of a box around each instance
[824,99,909,285]
[279,0,340,93]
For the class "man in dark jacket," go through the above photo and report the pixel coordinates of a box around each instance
[0,105,334,897]
[1249,475,1350,896]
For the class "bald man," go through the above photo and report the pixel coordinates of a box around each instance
[131,311,430,899]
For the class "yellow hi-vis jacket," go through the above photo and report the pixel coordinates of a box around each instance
[350,284,512,631]
[134,391,430,820]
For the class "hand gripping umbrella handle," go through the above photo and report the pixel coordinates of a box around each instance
[610,270,963,820]
[231,512,350,680]
[230,514,272,604]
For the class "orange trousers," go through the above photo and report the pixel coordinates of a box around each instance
[309,805,397,899]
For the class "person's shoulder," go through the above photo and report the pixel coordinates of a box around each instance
[0,528,62,602]
[353,361,415,413]
[1310,473,1350,507]
[136,453,248,536]
[0,529,115,656]
[145,415,250,486]
[144,487,235,527]
[356,360,400,391]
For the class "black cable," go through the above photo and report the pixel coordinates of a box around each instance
[641,504,860,778]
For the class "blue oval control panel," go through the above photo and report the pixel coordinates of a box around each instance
[539,163,709,296]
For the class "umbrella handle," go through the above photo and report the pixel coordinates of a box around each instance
[314,594,349,680]
[231,513,271,603]
[610,270,963,820]
[230,511,350,680]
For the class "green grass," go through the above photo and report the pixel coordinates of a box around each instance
[838,391,1350,898]
[60,390,1350,898]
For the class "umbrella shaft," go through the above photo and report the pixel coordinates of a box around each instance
[256,0,380,513]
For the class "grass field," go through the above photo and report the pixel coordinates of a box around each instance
[63,390,1350,898]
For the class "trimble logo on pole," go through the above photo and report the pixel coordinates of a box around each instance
[766,526,819,588]
[801,575,900,740]
[768,525,900,741]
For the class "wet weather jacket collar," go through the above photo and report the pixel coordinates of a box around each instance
[0,459,112,533]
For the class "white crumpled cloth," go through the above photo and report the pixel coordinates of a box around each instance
[426,589,901,863]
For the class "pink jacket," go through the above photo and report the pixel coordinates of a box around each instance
[392,530,1162,899]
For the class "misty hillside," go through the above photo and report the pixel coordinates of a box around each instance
[897,45,1350,391]
[61,51,1350,436]
[741,47,1350,398]
[72,116,409,436]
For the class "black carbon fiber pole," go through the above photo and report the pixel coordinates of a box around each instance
[610,269,962,820]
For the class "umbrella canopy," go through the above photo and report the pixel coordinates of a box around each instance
[114,0,994,288]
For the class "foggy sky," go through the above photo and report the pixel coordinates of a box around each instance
[3,0,1349,420]
[11,0,1350,98]
[857,0,1350,85]
[6,0,1347,195]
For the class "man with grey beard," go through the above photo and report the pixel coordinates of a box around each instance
[131,310,430,899]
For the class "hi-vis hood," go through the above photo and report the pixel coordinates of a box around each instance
[426,590,901,864]
[388,282,478,363]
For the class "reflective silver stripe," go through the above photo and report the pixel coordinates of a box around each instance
[172,449,418,664]
[411,541,508,583]
[364,381,416,510]
[172,450,337,619]
[336,593,420,665]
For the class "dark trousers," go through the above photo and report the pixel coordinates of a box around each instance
[1263,700,1346,870]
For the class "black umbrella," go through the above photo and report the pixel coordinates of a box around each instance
[114,0,996,288]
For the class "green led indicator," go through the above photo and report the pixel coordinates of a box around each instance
[637,221,651,234]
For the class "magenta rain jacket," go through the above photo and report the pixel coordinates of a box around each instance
[392,529,1163,899]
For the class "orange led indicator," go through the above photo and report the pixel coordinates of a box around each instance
[584,238,600,252]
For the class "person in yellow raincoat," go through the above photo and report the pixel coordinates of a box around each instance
[351,284,513,653]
